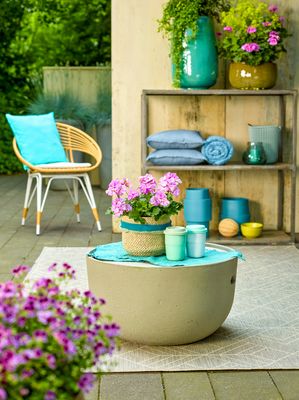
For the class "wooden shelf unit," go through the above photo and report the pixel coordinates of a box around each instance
[141,89,298,244]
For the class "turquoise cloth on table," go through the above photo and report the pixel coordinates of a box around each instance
[88,242,244,267]
[201,135,234,165]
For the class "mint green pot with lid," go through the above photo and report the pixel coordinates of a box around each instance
[164,226,186,261]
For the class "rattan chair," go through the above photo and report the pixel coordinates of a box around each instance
[13,122,102,235]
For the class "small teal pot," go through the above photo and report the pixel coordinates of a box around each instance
[220,197,250,227]
[185,188,210,201]
[176,16,218,89]
[184,198,212,222]
[164,227,186,261]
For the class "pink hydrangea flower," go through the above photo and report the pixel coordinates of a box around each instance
[138,173,157,195]
[111,198,132,217]
[159,172,182,197]
[106,178,130,197]
[223,26,233,32]
[262,21,272,27]
[127,189,139,200]
[241,42,260,52]
[268,4,278,12]
[150,190,170,207]
[247,26,257,34]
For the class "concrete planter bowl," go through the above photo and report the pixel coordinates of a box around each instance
[86,243,239,346]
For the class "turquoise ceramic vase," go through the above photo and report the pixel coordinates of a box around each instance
[178,16,218,89]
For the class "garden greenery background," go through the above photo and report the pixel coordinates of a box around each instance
[0,0,111,174]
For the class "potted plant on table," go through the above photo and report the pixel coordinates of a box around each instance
[106,172,183,256]
[158,0,230,89]
[217,0,289,89]
[0,264,119,400]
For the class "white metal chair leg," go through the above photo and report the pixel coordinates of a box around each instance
[22,174,33,225]
[82,174,102,231]
[73,179,80,222]
[36,174,43,235]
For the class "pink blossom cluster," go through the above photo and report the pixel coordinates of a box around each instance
[106,172,182,218]
[0,264,119,399]
[268,4,278,12]
[268,30,280,46]
[247,26,257,34]
[241,42,260,52]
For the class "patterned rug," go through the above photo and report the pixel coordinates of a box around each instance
[27,245,299,371]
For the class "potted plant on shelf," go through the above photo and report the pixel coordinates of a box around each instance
[0,264,119,400]
[217,0,289,89]
[106,172,183,256]
[158,0,230,89]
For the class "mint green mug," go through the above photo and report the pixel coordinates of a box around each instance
[164,226,186,261]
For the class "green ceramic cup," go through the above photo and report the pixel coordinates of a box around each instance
[164,227,186,261]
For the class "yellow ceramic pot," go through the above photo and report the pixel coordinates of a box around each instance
[229,62,277,90]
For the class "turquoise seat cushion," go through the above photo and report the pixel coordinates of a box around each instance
[147,149,206,165]
[6,112,68,166]
[147,129,204,149]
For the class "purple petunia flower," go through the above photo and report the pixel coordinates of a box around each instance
[46,354,56,369]
[268,4,278,12]
[138,174,157,195]
[78,373,95,393]
[268,37,278,45]
[44,391,56,400]
[12,265,29,277]
[247,26,256,34]
[0,388,7,400]
[241,42,260,52]
[223,26,233,32]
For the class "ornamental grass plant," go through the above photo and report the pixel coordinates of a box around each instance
[106,172,183,224]
[0,264,119,400]
[218,0,289,65]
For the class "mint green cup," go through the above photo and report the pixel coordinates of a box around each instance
[164,227,186,261]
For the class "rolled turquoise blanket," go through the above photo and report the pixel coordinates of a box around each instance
[202,136,234,165]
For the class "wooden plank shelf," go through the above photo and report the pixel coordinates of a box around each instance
[208,230,293,246]
[144,162,294,172]
[143,89,297,97]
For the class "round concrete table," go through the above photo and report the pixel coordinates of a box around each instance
[86,243,239,345]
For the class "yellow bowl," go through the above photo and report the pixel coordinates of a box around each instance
[241,222,263,238]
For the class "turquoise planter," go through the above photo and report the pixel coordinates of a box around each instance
[178,16,218,89]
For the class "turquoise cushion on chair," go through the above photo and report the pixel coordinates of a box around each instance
[6,112,68,166]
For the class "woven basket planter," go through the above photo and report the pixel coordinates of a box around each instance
[120,216,171,256]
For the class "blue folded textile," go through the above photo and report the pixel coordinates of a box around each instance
[201,136,234,165]
[88,242,244,267]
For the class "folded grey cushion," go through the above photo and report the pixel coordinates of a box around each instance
[146,149,206,165]
[147,129,204,149]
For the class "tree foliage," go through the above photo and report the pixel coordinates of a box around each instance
[0,0,111,174]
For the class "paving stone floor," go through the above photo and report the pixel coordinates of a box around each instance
[1,174,299,400]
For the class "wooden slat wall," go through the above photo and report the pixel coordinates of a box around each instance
[112,0,298,233]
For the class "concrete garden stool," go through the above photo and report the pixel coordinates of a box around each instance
[86,243,239,346]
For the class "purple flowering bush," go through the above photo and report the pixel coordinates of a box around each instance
[106,172,183,224]
[218,0,289,65]
[0,264,119,400]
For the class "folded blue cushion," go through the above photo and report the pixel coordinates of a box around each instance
[147,149,206,165]
[6,112,68,166]
[147,129,204,149]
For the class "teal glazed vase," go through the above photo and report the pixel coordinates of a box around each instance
[179,16,218,89]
